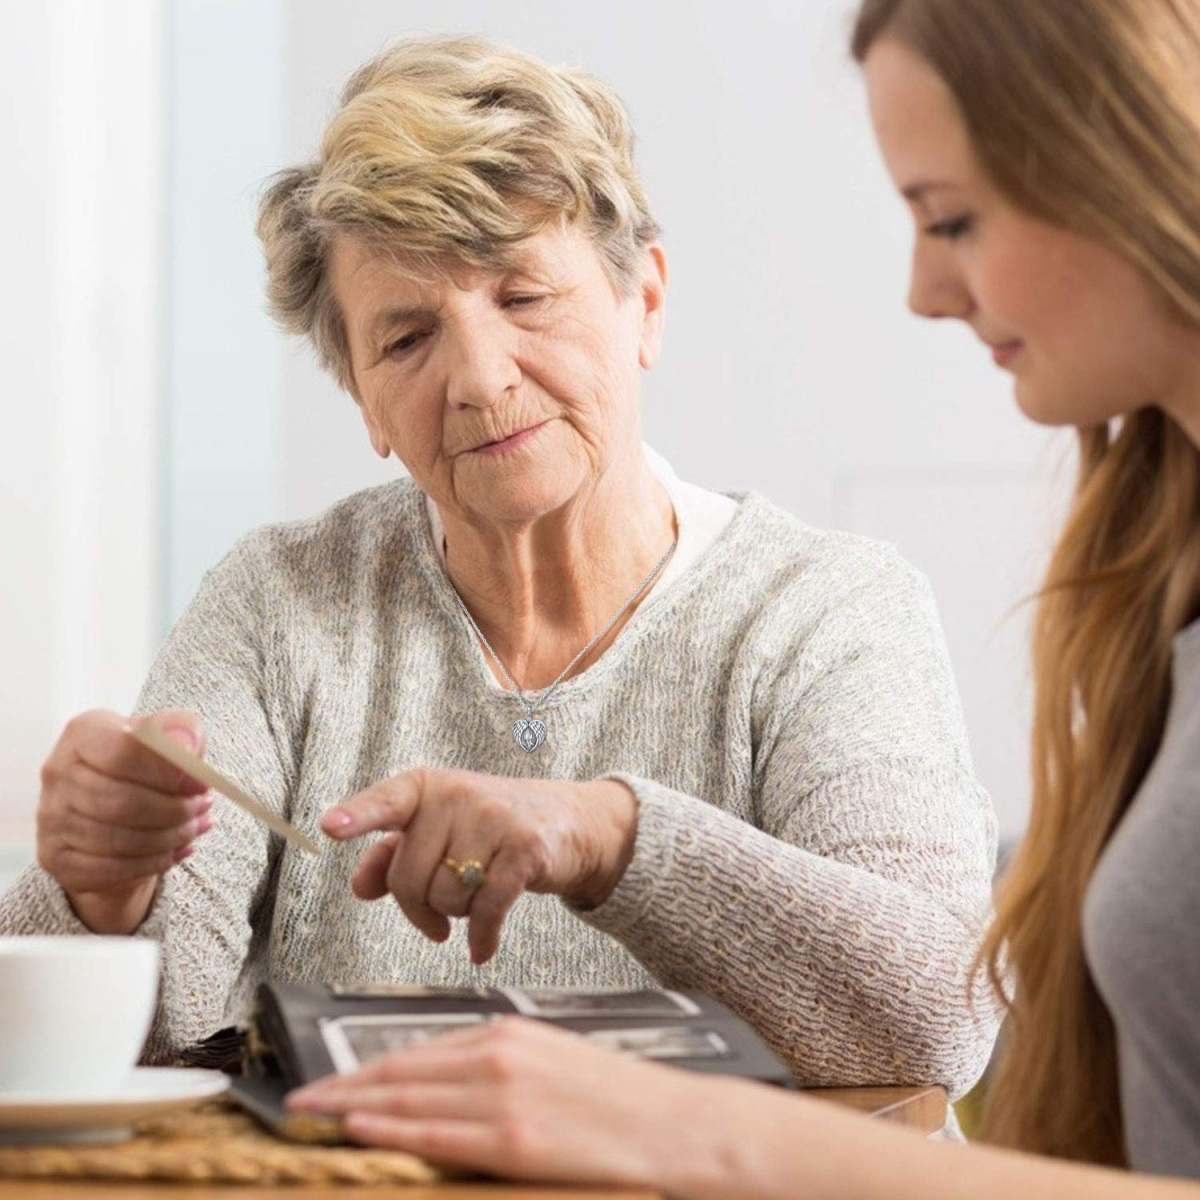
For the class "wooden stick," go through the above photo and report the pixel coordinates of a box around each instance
[127,722,320,855]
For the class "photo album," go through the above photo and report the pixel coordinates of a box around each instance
[231,980,796,1142]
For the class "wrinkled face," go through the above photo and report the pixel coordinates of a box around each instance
[329,222,666,526]
[863,38,1190,428]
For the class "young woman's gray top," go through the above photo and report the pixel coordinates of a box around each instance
[1084,617,1200,1179]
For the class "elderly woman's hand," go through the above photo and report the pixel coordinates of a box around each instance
[321,769,637,963]
[36,710,214,935]
[285,1016,715,1189]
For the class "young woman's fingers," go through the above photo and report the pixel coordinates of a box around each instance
[291,1022,525,1094]
[341,1112,503,1171]
[288,1081,493,1120]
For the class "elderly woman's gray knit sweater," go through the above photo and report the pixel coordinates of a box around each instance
[0,479,1000,1098]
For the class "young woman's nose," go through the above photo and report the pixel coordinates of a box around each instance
[907,241,974,321]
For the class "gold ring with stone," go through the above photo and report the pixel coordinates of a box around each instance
[442,857,486,889]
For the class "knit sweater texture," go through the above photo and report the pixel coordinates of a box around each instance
[1,476,1001,1099]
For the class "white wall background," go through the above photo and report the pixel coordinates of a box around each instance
[2,0,1071,890]
[0,0,162,888]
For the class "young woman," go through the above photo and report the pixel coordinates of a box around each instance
[286,1,1200,1194]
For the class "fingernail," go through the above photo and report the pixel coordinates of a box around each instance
[164,727,197,751]
[173,844,194,863]
[194,793,212,814]
[324,809,353,832]
[195,814,213,836]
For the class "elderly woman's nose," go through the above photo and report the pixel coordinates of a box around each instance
[443,320,524,409]
[907,242,974,321]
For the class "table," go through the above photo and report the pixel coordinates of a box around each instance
[0,1086,946,1199]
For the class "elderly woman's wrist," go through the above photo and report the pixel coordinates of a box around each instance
[65,877,160,936]
[567,779,638,909]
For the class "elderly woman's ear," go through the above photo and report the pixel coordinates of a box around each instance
[365,421,391,460]
[637,243,669,371]
[350,384,392,459]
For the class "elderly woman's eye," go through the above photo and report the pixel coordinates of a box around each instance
[386,331,428,355]
[503,294,544,308]
[924,215,974,241]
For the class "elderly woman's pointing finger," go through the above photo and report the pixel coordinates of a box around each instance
[322,769,638,964]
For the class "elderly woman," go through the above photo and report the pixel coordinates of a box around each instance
[0,35,998,1106]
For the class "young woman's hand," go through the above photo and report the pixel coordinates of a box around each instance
[285,1015,730,1190]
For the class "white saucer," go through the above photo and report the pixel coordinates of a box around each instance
[0,1067,230,1145]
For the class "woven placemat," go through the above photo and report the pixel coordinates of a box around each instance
[0,1097,442,1186]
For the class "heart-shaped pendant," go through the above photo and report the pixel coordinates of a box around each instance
[512,717,547,754]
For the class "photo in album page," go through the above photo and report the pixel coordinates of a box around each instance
[584,1026,731,1061]
[320,1013,489,1073]
[502,988,701,1019]
[329,984,490,1000]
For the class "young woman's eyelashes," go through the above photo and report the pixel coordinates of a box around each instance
[924,214,975,241]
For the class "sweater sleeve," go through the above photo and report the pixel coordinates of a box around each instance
[0,535,295,1063]
[571,549,1002,1099]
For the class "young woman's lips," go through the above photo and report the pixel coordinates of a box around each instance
[991,340,1023,368]
[472,421,548,455]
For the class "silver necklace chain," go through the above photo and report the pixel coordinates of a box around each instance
[449,535,678,753]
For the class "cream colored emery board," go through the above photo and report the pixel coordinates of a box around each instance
[127,723,320,855]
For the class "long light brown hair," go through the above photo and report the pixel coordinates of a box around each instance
[852,0,1200,1166]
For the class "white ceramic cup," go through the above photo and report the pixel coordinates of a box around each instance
[0,937,160,1098]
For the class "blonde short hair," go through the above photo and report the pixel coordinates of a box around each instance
[255,34,661,390]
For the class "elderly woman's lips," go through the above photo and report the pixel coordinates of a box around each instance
[471,421,548,455]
